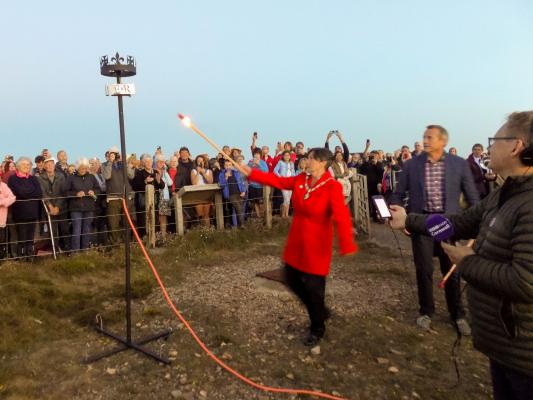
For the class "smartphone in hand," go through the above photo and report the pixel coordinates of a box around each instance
[372,195,392,219]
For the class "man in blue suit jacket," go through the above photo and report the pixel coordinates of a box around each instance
[390,125,479,334]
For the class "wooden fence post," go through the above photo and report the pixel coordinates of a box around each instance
[263,185,272,229]
[145,185,156,247]
[214,191,224,231]
[350,173,371,236]
[173,193,184,236]
[351,170,359,223]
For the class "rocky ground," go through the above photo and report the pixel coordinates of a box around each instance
[0,222,492,400]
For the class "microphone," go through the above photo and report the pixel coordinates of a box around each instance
[425,214,454,242]
[425,214,458,289]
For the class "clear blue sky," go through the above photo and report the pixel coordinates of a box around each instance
[2,1,533,162]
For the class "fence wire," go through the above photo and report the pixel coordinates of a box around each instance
[0,175,369,261]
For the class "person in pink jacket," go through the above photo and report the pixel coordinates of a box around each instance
[0,181,16,260]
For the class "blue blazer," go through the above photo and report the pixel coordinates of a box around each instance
[218,169,246,199]
[390,152,479,214]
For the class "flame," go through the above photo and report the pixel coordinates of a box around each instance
[178,113,192,128]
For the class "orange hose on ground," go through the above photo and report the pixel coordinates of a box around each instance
[121,199,348,400]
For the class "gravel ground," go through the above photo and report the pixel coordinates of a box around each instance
[1,223,492,400]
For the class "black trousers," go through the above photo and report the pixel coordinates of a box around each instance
[411,233,465,320]
[50,214,71,251]
[285,264,327,337]
[224,194,244,227]
[490,360,533,400]
[0,227,7,259]
[93,207,108,246]
[368,186,380,220]
[15,221,36,259]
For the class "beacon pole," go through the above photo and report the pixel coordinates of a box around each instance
[84,53,171,365]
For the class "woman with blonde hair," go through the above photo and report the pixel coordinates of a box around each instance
[131,153,165,237]
[329,150,353,203]
[155,154,173,237]
[191,155,213,226]
[7,157,42,259]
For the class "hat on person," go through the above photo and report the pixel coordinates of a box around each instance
[44,157,56,163]
[108,146,120,154]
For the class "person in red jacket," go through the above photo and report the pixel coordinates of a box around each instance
[242,147,358,346]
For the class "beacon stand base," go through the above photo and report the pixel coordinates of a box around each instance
[83,325,172,365]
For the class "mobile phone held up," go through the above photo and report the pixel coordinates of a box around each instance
[372,195,392,219]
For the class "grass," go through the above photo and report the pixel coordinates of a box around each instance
[0,220,290,389]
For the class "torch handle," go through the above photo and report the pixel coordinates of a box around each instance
[438,239,475,289]
[188,124,248,176]
[438,264,457,289]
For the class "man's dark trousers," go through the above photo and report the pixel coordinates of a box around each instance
[411,232,465,320]
[50,213,71,251]
[490,360,533,400]
[284,264,326,337]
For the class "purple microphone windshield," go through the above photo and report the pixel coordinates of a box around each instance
[425,214,454,241]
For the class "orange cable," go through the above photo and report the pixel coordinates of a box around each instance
[121,199,348,400]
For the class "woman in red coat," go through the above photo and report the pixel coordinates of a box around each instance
[243,147,358,346]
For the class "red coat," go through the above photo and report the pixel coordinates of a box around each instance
[262,155,275,172]
[249,169,358,276]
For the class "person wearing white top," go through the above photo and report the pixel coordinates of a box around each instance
[191,155,213,226]
[155,154,173,238]
[274,150,296,218]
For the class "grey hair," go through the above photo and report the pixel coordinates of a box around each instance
[140,153,152,162]
[16,156,32,167]
[155,154,166,162]
[76,157,90,169]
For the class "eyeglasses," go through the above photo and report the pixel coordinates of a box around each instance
[488,136,519,149]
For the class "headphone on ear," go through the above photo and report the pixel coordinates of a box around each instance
[519,117,533,166]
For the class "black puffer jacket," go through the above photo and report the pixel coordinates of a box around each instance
[407,175,533,377]
[66,173,100,212]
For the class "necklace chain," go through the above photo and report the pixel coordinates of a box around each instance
[303,175,333,200]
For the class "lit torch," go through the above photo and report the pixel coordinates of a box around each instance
[177,114,247,175]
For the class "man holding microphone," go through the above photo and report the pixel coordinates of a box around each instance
[389,111,533,399]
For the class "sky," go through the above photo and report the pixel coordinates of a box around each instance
[2,0,533,162]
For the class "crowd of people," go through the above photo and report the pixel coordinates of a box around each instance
[0,130,493,262]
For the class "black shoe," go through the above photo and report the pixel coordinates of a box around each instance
[303,333,322,347]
